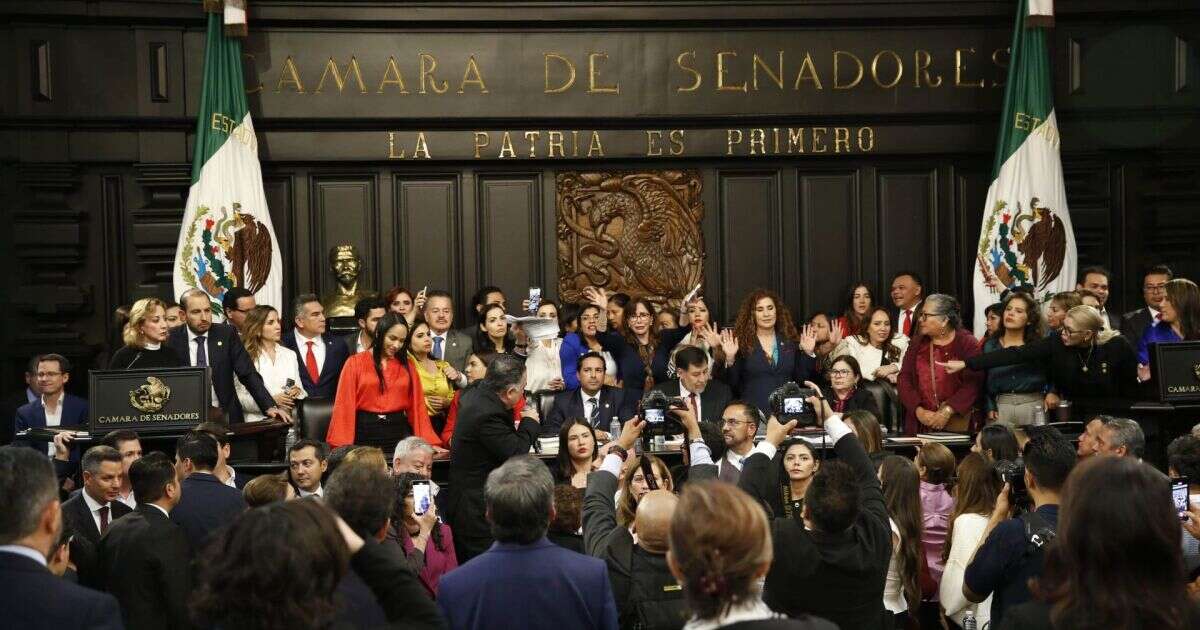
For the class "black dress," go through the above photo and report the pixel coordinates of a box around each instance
[109,345,184,369]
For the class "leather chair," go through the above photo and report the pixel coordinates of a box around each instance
[297,397,335,442]
[860,379,901,433]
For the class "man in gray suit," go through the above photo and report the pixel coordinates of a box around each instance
[423,290,473,373]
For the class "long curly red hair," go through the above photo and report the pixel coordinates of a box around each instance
[732,289,800,360]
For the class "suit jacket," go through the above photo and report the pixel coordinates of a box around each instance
[894,300,924,339]
[1120,307,1155,349]
[342,331,366,356]
[97,503,194,630]
[0,550,124,630]
[437,537,619,630]
[544,385,637,436]
[1,387,37,446]
[61,492,132,546]
[445,385,540,561]
[14,393,89,460]
[170,472,247,551]
[651,378,733,426]
[435,329,474,373]
[283,328,352,399]
[169,323,274,423]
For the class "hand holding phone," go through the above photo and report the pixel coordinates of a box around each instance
[412,480,433,516]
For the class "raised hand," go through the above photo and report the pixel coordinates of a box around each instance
[799,324,818,355]
[719,328,740,359]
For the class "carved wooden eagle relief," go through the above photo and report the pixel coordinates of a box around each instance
[228,210,274,294]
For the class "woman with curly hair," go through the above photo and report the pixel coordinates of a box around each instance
[390,472,458,598]
[980,291,1050,426]
[718,289,818,413]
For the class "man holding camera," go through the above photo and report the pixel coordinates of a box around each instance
[738,397,891,630]
[963,427,1076,627]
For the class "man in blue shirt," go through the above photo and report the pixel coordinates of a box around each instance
[963,427,1076,627]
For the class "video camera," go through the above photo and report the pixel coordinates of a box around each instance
[639,390,687,442]
[994,458,1030,510]
[767,381,819,429]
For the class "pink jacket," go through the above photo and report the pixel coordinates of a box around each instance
[919,480,955,596]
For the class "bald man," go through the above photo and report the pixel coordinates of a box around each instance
[582,410,717,628]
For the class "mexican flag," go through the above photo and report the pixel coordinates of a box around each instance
[971,0,1076,336]
[173,8,281,320]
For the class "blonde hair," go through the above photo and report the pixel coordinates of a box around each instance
[123,298,167,348]
[1067,305,1120,344]
[241,306,277,362]
[344,446,388,472]
[617,455,674,527]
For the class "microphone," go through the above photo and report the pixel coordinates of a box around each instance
[126,351,144,368]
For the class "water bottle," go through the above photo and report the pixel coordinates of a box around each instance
[962,610,977,630]
[285,426,298,453]
[609,417,621,442]
[1031,406,1047,426]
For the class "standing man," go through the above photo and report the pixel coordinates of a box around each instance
[424,290,473,372]
[221,287,256,335]
[1,355,41,446]
[1076,266,1118,330]
[445,354,541,561]
[283,293,351,399]
[650,346,733,426]
[0,446,124,630]
[99,429,142,509]
[890,271,925,339]
[1121,264,1174,345]
[61,446,131,546]
[546,352,637,438]
[715,401,761,485]
[15,354,88,459]
[171,432,247,550]
[344,297,386,355]
[97,452,192,630]
[168,289,290,424]
[289,439,330,498]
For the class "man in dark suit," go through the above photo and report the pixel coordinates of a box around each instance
[546,352,637,438]
[221,286,256,335]
[1,355,40,446]
[97,451,193,630]
[325,459,444,628]
[343,297,386,355]
[169,289,291,424]
[282,292,351,399]
[445,354,541,562]
[650,345,733,426]
[1121,264,1173,346]
[61,446,132,547]
[193,421,247,489]
[890,270,925,339]
[424,290,473,374]
[1076,265,1120,330]
[738,413,891,630]
[14,354,88,460]
[0,446,124,630]
[171,431,246,550]
[439,454,618,630]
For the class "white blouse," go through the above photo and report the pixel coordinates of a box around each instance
[235,344,306,422]
[939,513,993,629]
[883,518,907,614]
[832,335,909,380]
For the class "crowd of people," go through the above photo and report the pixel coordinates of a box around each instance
[4,264,1200,629]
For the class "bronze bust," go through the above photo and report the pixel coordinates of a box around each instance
[321,244,375,317]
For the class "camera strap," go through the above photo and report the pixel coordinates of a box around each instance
[640,455,659,491]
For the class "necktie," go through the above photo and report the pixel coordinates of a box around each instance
[305,341,320,383]
[433,336,444,360]
[689,392,699,423]
[902,309,913,337]
[98,505,109,535]
[586,397,599,426]
[194,335,208,367]
[1154,311,1162,323]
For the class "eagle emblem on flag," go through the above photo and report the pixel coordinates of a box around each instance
[977,195,1068,295]
[177,202,274,315]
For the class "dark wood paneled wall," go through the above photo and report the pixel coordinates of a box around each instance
[1,1,1198,394]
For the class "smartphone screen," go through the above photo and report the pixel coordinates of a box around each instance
[644,408,665,424]
[528,287,542,314]
[1172,478,1190,522]
[412,480,432,516]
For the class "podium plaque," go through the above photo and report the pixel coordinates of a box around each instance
[1150,341,1200,403]
[89,367,212,433]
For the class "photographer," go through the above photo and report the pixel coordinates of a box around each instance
[737,403,891,629]
[963,426,1076,627]
[583,401,718,630]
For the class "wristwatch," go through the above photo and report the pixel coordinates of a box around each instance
[608,445,629,462]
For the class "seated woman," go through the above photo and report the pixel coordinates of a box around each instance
[109,297,184,369]
[616,453,675,528]
[619,297,661,393]
[1137,278,1200,380]
[390,472,458,598]
[473,303,516,356]
[652,294,723,383]
[980,291,1050,427]
[1044,291,1082,335]
[938,453,1001,629]
[718,289,818,413]
[915,442,956,592]
[971,424,1019,464]
[832,306,908,384]
[844,409,886,469]
[897,294,982,434]
[812,356,880,419]
[942,305,1140,404]
[560,288,625,390]
[555,418,599,489]
[524,300,566,395]
[384,286,423,325]
[236,305,306,422]
[879,455,922,625]
[808,311,842,378]
[835,282,874,339]
[407,319,456,438]
[327,313,442,450]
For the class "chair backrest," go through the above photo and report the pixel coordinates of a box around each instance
[297,397,335,442]
[860,379,901,433]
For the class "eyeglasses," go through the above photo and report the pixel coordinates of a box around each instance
[828,369,854,376]
[1144,283,1167,292]
[1061,326,1085,336]
[721,418,753,428]
[630,313,652,320]
[36,372,63,378]
[917,311,942,320]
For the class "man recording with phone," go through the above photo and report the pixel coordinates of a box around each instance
[736,392,891,630]
[963,426,1076,627]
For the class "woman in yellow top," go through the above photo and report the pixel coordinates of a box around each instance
[407,319,458,438]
